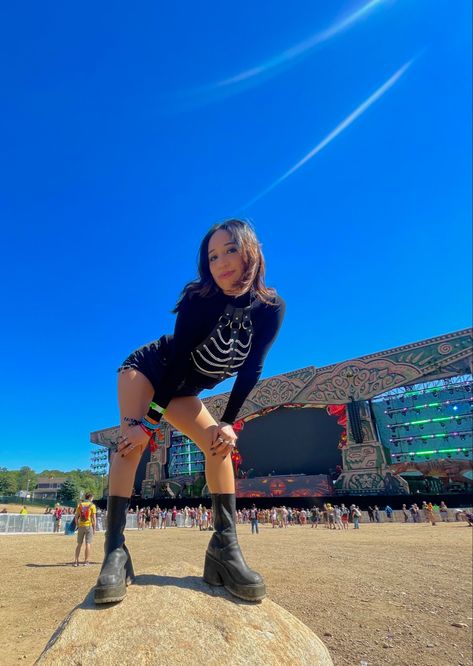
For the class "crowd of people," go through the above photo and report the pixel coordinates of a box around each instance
[125,500,473,531]
[132,505,213,530]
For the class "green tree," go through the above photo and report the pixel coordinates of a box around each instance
[57,478,80,505]
[68,469,103,500]
[0,473,16,495]
[17,466,37,494]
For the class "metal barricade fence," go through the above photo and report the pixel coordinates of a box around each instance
[0,513,109,534]
[0,508,470,533]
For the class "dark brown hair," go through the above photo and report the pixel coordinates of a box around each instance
[174,218,276,311]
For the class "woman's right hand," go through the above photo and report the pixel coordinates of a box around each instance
[117,425,150,457]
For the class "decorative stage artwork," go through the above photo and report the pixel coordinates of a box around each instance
[236,474,332,498]
[390,459,472,484]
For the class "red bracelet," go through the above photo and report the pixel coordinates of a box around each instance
[139,423,154,438]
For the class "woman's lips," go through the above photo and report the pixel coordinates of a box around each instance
[219,270,235,279]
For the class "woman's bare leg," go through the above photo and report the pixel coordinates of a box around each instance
[109,369,154,497]
[165,397,265,601]
[164,397,235,494]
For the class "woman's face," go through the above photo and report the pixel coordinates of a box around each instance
[208,229,245,293]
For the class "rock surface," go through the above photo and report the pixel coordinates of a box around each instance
[36,562,333,666]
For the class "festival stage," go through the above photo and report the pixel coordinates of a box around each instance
[90,328,472,501]
[236,474,332,498]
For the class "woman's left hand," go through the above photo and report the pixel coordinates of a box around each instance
[210,423,237,459]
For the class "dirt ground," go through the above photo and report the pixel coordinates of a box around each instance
[0,522,471,666]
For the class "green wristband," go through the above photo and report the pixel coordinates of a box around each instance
[149,402,166,415]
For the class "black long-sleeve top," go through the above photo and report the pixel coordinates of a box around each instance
[152,288,285,424]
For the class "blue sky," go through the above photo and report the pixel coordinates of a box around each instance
[0,0,471,472]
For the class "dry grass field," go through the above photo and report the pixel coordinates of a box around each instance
[1,521,471,666]
[0,504,55,514]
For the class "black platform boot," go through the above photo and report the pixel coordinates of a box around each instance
[203,493,266,602]
[94,496,135,604]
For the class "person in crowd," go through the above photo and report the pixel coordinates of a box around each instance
[287,506,294,526]
[249,504,259,534]
[310,506,319,528]
[367,505,375,523]
[150,508,158,529]
[53,504,63,533]
[402,504,410,522]
[351,505,362,529]
[424,502,436,526]
[373,505,380,523]
[385,505,394,522]
[137,508,145,530]
[281,506,289,528]
[201,506,209,530]
[333,505,343,530]
[74,493,96,567]
[340,504,349,530]
[161,508,168,529]
[439,501,449,522]
[463,511,473,526]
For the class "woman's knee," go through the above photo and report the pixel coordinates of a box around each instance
[110,447,143,473]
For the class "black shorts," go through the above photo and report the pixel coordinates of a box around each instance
[117,337,203,399]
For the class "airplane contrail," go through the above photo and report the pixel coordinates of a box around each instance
[241,58,414,210]
[214,0,388,89]
[174,0,391,109]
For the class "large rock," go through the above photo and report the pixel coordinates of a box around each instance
[36,562,333,666]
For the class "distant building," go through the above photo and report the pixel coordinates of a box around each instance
[32,477,67,502]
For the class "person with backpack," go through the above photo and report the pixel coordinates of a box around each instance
[351,504,362,529]
[74,493,96,567]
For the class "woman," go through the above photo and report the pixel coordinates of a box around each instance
[94,219,285,605]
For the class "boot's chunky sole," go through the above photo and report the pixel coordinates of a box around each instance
[94,570,133,604]
[94,582,127,604]
[203,553,266,602]
[94,547,133,604]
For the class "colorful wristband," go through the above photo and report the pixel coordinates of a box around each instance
[139,423,154,438]
[147,401,165,423]
[141,416,160,431]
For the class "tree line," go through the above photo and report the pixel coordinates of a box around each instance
[0,466,104,503]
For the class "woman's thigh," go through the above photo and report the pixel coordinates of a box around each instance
[164,396,218,455]
[117,368,154,420]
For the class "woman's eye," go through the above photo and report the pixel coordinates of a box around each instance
[209,255,217,262]
[227,247,237,254]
